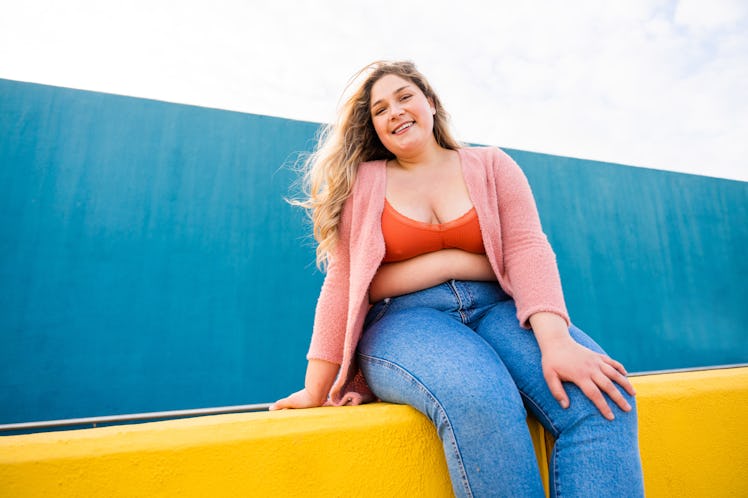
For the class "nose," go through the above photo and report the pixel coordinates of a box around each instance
[389,102,404,119]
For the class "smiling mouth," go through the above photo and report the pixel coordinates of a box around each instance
[392,121,414,134]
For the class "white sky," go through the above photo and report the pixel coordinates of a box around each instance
[1,0,746,181]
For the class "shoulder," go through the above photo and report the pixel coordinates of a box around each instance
[358,158,387,177]
[352,159,387,191]
[341,159,386,219]
[459,145,517,169]
[459,146,525,185]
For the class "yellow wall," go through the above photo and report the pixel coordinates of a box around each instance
[633,367,748,497]
[1,367,746,497]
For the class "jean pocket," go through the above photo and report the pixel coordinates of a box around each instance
[364,297,392,329]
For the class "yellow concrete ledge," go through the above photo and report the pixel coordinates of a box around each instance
[1,367,747,497]
[632,366,748,497]
[0,403,455,498]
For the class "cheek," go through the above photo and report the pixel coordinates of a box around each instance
[371,117,389,140]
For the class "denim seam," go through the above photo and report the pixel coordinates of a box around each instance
[552,442,561,498]
[465,286,482,322]
[519,390,562,496]
[518,390,560,436]
[366,298,392,328]
[358,353,474,498]
[447,280,469,324]
[465,283,476,311]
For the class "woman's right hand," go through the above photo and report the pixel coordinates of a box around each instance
[269,358,339,410]
[269,388,323,410]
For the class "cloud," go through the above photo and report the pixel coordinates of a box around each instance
[674,0,748,30]
[0,0,746,180]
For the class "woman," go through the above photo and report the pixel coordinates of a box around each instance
[271,60,644,497]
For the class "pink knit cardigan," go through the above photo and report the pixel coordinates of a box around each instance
[307,146,570,406]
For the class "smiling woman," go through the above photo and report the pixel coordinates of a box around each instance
[271,60,644,497]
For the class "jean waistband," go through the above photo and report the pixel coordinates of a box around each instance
[372,280,509,316]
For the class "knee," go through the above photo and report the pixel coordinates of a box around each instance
[564,386,639,438]
[609,387,638,425]
[430,391,529,456]
[616,391,640,433]
[432,373,529,436]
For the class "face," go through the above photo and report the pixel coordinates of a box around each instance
[369,74,436,157]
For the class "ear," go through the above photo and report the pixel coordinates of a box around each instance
[428,97,436,115]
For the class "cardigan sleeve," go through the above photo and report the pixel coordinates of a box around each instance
[306,198,353,365]
[492,148,570,328]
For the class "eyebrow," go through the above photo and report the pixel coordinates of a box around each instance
[371,85,412,109]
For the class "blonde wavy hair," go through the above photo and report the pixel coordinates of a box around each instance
[294,60,461,270]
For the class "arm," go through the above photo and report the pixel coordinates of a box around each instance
[489,148,569,327]
[269,358,339,410]
[272,196,354,410]
[481,150,627,416]
[530,312,636,420]
[369,249,496,303]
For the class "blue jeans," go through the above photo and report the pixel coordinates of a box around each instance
[357,280,644,498]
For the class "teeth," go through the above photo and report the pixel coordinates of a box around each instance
[393,122,414,134]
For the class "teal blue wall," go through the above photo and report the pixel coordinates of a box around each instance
[516,151,748,372]
[1,79,746,424]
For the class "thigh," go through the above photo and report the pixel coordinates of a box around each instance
[473,300,628,434]
[358,306,524,414]
[358,305,545,497]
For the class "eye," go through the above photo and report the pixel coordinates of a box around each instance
[373,107,386,116]
[400,94,412,101]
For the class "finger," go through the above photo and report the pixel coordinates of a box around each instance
[269,398,288,411]
[578,380,614,420]
[544,370,569,409]
[593,370,632,413]
[602,362,637,397]
[602,356,629,377]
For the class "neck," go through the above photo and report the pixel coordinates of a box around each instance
[393,141,450,170]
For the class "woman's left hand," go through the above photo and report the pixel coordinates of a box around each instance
[529,312,636,420]
[541,337,635,420]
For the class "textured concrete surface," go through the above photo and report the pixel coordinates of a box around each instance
[1,367,746,497]
[633,366,748,497]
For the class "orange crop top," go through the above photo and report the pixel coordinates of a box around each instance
[381,199,486,263]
